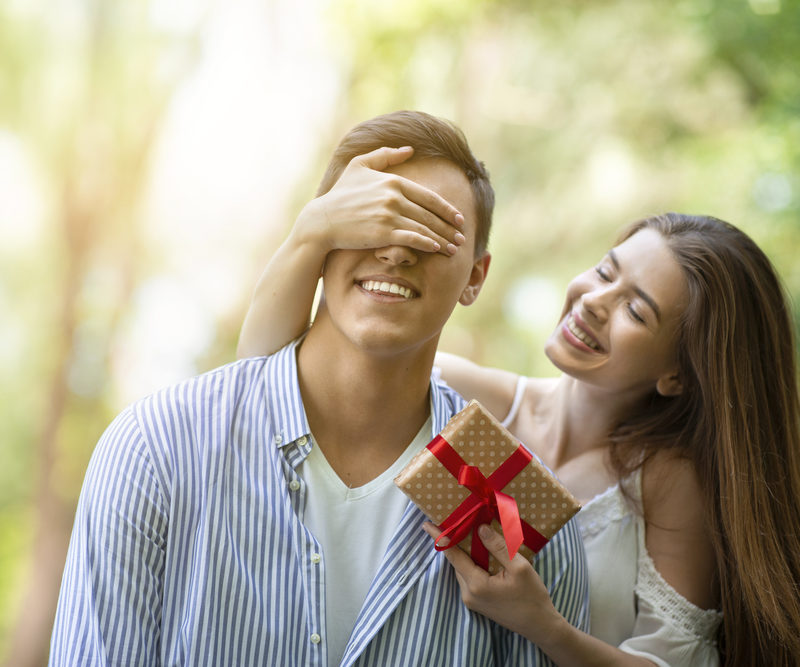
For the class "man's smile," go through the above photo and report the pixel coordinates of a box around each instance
[358,279,418,299]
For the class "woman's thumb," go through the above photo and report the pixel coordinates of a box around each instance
[356,145,414,171]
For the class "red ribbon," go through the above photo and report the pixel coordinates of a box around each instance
[427,434,549,571]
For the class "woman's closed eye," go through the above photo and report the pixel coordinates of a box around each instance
[595,266,612,282]
[627,304,645,323]
[594,262,650,324]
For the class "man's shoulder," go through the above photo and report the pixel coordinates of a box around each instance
[430,373,470,433]
[431,373,468,416]
[132,357,270,417]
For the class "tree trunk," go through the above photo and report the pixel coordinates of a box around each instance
[4,194,91,666]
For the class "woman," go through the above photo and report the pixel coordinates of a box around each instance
[237,149,800,666]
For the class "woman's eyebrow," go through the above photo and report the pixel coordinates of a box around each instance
[608,249,662,322]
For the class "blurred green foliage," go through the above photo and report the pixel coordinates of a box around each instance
[1,0,798,663]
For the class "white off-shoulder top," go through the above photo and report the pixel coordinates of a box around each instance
[500,375,723,666]
[578,473,722,666]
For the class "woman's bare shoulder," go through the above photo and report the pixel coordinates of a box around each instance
[642,452,719,610]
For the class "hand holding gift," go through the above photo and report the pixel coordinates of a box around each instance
[421,521,564,645]
[394,400,581,574]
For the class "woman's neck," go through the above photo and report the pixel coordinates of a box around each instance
[541,375,650,468]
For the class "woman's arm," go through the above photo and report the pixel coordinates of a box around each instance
[641,454,719,610]
[424,457,721,666]
[237,146,467,358]
[424,523,657,667]
[433,351,522,421]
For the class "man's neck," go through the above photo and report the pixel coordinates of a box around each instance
[295,324,435,487]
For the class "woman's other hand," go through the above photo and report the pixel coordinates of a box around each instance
[422,522,562,645]
[295,146,465,256]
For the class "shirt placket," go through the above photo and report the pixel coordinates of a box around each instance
[282,431,328,666]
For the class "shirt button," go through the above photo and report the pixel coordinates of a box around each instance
[274,434,283,445]
[310,552,321,564]
[310,633,321,644]
[297,435,308,446]
[289,480,301,491]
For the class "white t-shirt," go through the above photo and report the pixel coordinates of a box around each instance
[298,417,432,667]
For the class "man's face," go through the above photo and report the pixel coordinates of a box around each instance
[317,157,490,358]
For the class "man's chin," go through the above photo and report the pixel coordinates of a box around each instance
[350,328,440,360]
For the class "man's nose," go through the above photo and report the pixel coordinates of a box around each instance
[375,245,418,266]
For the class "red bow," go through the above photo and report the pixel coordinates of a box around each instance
[427,435,549,571]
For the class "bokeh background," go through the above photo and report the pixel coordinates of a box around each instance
[1,0,798,663]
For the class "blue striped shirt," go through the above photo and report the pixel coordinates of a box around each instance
[50,340,589,666]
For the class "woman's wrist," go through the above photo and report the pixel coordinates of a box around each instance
[291,196,336,254]
[523,606,573,656]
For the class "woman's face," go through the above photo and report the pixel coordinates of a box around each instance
[545,228,689,398]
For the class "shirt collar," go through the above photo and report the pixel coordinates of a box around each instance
[264,338,311,449]
[429,373,458,438]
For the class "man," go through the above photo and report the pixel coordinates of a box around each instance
[50,111,588,665]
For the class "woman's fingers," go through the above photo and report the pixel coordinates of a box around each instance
[394,199,466,254]
[386,218,464,255]
[476,524,514,570]
[422,521,555,643]
[421,521,445,543]
[396,180,466,253]
[397,175,464,229]
[356,147,464,232]
[341,149,466,255]
[421,522,506,580]
[421,522,489,582]
[422,522,526,579]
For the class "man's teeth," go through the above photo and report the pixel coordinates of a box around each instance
[567,317,600,350]
[361,280,414,299]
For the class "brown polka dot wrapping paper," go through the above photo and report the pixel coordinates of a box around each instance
[394,399,582,574]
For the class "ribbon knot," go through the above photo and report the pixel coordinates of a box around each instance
[457,465,494,498]
[427,434,549,571]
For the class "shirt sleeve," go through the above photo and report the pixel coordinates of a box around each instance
[49,407,168,667]
[500,516,591,665]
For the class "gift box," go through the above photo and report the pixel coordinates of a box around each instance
[394,400,581,574]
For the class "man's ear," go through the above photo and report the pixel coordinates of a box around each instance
[656,371,683,397]
[459,252,491,306]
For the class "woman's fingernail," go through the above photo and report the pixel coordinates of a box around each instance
[432,242,441,251]
[446,243,458,255]
[454,232,465,245]
[478,524,492,539]
[454,213,464,226]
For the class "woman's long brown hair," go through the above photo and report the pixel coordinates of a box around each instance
[607,213,800,665]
